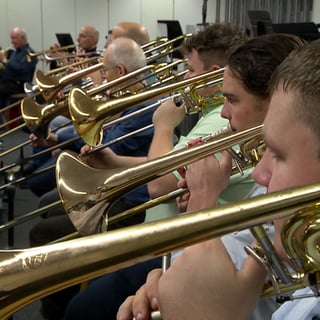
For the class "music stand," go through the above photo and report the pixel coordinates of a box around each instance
[55,33,75,52]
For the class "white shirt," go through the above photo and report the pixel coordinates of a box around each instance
[272,288,320,320]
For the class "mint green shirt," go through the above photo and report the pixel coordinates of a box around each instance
[145,103,254,222]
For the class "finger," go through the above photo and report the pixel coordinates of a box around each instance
[117,296,134,320]
[177,177,187,189]
[145,268,162,309]
[220,150,233,174]
[131,284,153,320]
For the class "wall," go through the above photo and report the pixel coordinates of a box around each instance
[0,0,319,60]
[0,0,218,53]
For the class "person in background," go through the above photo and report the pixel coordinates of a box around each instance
[0,27,37,111]
[110,21,150,46]
[49,25,100,69]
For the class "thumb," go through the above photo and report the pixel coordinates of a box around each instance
[242,252,267,296]
[220,150,233,175]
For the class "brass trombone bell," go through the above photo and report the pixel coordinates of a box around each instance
[0,182,320,318]
[68,67,225,147]
[35,60,104,102]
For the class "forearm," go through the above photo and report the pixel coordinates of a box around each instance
[147,126,178,198]
[147,126,175,161]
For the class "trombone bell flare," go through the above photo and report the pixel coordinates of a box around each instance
[68,87,108,147]
[1,182,320,318]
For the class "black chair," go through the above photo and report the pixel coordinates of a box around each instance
[157,20,184,59]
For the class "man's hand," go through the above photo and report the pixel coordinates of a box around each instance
[152,98,186,132]
[29,132,58,148]
[117,268,162,320]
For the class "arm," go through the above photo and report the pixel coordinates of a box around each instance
[6,46,37,75]
[147,98,186,198]
[81,145,146,169]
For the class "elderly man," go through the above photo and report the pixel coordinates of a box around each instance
[104,21,150,48]
[0,27,37,107]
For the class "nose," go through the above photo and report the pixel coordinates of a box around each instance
[220,102,230,120]
[251,149,272,188]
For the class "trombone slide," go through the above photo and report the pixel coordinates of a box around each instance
[0,181,320,318]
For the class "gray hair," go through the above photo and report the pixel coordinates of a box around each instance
[107,37,146,73]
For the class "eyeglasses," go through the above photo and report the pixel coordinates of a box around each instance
[78,33,90,38]
[100,65,118,78]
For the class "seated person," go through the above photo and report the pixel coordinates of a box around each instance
[115,33,307,320]
[0,27,37,121]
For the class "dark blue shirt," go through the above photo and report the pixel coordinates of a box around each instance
[2,43,37,83]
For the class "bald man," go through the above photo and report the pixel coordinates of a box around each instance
[77,25,99,53]
[104,21,150,48]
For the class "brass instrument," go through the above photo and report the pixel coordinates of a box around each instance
[144,33,192,63]
[26,45,75,60]
[56,125,264,235]
[43,50,103,62]
[141,37,168,51]
[35,59,104,102]
[0,57,103,138]
[0,182,320,318]
[68,67,225,147]
[20,59,186,138]
[0,49,8,64]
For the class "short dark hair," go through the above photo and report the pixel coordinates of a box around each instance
[183,22,248,69]
[227,33,307,99]
[269,39,320,143]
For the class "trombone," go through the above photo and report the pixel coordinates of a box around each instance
[0,57,103,138]
[26,45,76,61]
[144,33,192,63]
[0,181,320,318]
[56,125,264,235]
[19,59,186,138]
[68,66,225,147]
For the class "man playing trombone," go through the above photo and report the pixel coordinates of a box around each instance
[0,27,37,110]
